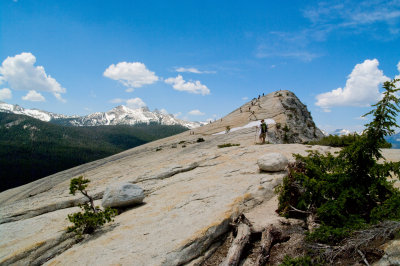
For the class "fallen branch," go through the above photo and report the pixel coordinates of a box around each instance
[255,225,290,265]
[357,249,370,266]
[289,204,311,214]
[220,223,251,266]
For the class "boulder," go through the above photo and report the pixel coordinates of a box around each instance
[257,153,288,172]
[102,182,145,208]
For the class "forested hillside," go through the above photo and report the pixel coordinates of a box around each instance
[0,113,188,192]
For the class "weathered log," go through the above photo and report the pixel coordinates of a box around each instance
[255,225,275,266]
[220,223,251,266]
[255,224,290,266]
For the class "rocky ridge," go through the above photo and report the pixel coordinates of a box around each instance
[1,91,396,265]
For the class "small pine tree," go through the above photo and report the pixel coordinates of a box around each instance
[67,176,117,237]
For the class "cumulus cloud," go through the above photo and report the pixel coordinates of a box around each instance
[22,90,45,102]
[110,97,147,109]
[188,109,205,116]
[104,62,158,92]
[165,75,210,95]
[126,98,146,109]
[175,67,216,74]
[0,88,12,100]
[396,61,400,80]
[315,59,389,111]
[0,52,66,101]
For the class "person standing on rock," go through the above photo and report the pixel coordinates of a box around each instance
[259,119,267,144]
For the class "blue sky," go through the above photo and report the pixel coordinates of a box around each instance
[1,0,400,133]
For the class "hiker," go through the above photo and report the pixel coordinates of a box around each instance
[259,119,267,144]
[262,93,264,96]
[240,107,242,113]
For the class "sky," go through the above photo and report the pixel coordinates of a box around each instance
[1,0,400,133]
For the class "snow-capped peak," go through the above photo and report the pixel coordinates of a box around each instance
[0,102,204,129]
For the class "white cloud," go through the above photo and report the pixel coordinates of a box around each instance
[188,109,205,116]
[110,97,147,109]
[242,97,249,100]
[175,67,216,74]
[315,59,389,110]
[103,62,158,92]
[0,52,66,101]
[0,88,12,100]
[396,61,400,80]
[173,112,182,118]
[126,98,146,109]
[110,98,124,104]
[53,93,66,103]
[165,75,210,95]
[303,1,400,37]
[22,90,45,102]
[176,67,202,74]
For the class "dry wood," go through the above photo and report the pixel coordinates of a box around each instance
[255,225,290,266]
[289,204,311,214]
[255,225,276,266]
[357,249,370,266]
[220,223,251,266]
[306,212,319,232]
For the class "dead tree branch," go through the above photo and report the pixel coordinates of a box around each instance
[220,223,251,266]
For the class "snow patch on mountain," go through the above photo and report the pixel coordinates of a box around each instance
[331,128,353,136]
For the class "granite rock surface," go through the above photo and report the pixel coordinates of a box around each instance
[1,91,398,265]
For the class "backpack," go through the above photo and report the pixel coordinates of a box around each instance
[261,123,267,133]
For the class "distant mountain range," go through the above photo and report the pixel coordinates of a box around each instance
[0,102,205,129]
[331,128,353,136]
[327,128,400,148]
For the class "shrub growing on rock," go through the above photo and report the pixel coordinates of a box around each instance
[218,143,240,148]
[276,79,400,245]
[67,176,117,237]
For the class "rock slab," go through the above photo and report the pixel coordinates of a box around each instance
[102,182,145,208]
[257,153,288,172]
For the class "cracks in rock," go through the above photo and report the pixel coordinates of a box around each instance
[0,231,78,266]
[0,191,104,224]
[236,151,255,157]
[162,218,231,266]
[27,187,52,198]
[136,162,200,183]
[173,195,215,210]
